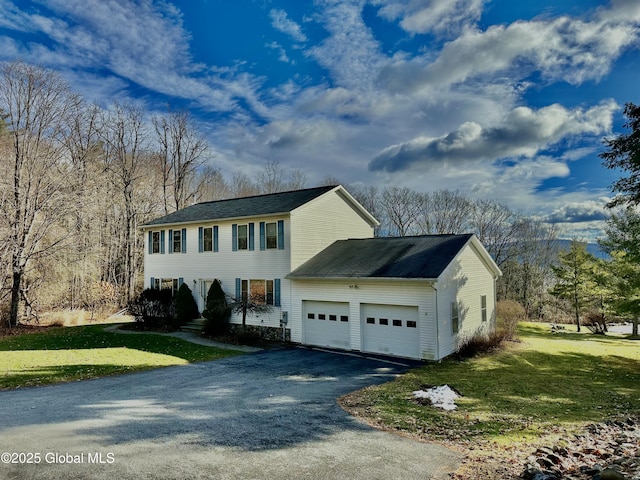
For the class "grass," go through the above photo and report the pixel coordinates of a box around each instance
[0,324,243,390]
[340,322,640,444]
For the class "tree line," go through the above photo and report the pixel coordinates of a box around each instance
[0,61,561,327]
[2,61,638,333]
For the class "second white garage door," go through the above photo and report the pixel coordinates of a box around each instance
[361,304,420,359]
[302,300,351,350]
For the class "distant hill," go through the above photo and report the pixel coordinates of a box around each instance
[556,239,609,259]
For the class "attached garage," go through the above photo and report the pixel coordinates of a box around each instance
[361,304,420,359]
[302,300,350,349]
[288,235,502,361]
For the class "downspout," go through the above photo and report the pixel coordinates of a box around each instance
[432,282,440,361]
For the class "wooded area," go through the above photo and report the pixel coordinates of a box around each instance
[1,62,639,331]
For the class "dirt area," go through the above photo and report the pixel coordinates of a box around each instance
[340,390,640,480]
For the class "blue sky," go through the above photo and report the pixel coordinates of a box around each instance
[1,0,639,240]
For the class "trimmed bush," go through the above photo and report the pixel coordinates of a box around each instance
[202,279,231,337]
[174,283,199,327]
[128,288,175,330]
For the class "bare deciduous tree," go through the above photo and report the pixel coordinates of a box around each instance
[99,103,149,303]
[0,62,82,327]
[380,186,423,236]
[153,110,210,213]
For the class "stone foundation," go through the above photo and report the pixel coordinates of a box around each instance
[227,323,291,342]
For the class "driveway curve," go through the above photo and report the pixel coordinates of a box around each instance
[0,347,461,479]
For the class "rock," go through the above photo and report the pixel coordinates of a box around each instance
[599,467,629,480]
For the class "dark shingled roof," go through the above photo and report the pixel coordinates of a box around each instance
[287,234,474,280]
[142,185,336,227]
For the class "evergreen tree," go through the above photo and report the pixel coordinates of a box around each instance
[550,240,598,332]
[174,283,199,326]
[600,102,640,207]
[202,279,231,336]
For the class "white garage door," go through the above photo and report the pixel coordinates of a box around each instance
[361,304,420,359]
[302,300,351,350]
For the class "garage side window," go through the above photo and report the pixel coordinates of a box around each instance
[481,295,487,322]
[451,302,459,334]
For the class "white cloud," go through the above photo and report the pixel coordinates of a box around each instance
[308,0,386,91]
[545,200,610,224]
[379,0,640,91]
[0,0,252,112]
[369,101,617,172]
[373,0,484,36]
[269,9,307,42]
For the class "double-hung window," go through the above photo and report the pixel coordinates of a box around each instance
[168,228,186,254]
[237,224,248,250]
[481,295,487,323]
[151,232,161,254]
[451,302,459,334]
[265,222,277,249]
[259,220,284,251]
[172,230,182,253]
[148,230,165,254]
[198,226,218,253]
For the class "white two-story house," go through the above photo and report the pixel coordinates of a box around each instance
[141,185,501,360]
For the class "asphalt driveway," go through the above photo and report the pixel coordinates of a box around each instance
[0,347,461,479]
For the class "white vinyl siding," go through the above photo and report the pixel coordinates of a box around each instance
[436,240,497,359]
[289,189,374,270]
[143,217,290,324]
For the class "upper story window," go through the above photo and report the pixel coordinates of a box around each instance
[148,230,165,254]
[265,222,277,249]
[151,232,161,254]
[172,229,182,253]
[259,220,285,251]
[232,223,255,251]
[199,226,219,253]
[168,228,186,254]
[237,224,248,250]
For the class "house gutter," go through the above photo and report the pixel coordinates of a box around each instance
[284,275,438,282]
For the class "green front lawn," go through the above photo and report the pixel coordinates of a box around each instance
[0,325,242,390]
[341,323,640,444]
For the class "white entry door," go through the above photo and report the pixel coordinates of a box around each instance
[302,300,351,350]
[361,304,420,358]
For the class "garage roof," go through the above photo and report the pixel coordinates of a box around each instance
[142,185,337,227]
[287,234,476,280]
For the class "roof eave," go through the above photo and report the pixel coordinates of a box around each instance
[285,275,438,282]
[140,211,290,230]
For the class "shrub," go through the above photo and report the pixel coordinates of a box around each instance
[584,311,608,334]
[496,300,525,341]
[455,330,506,359]
[174,283,199,327]
[128,288,175,330]
[202,280,231,337]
